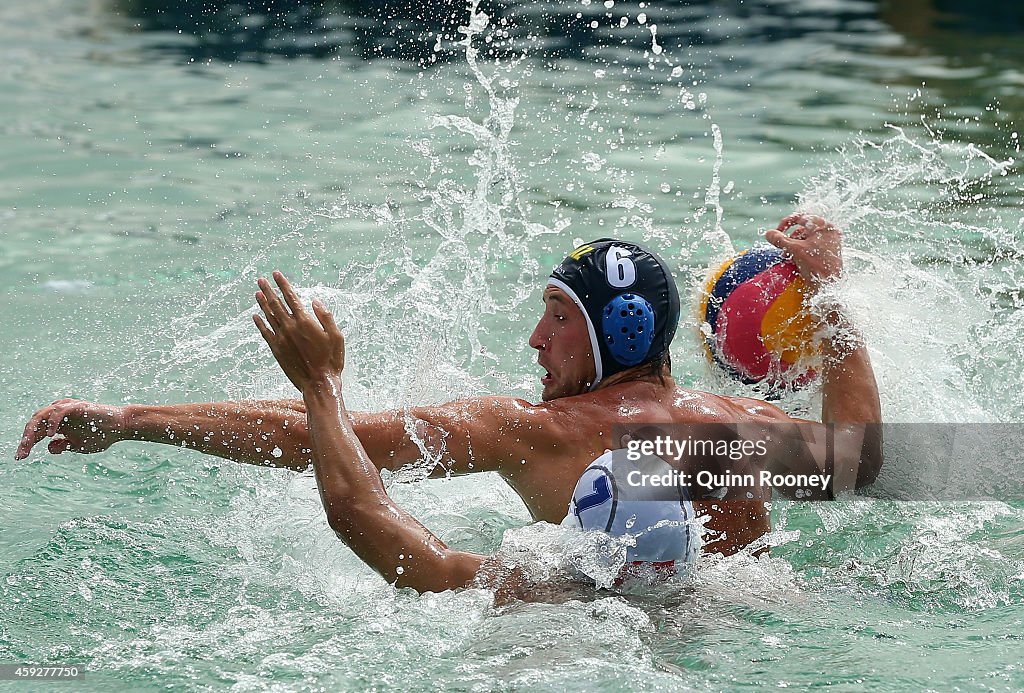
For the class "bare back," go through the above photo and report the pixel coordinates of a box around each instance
[493,377,788,555]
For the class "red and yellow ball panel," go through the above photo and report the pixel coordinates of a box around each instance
[700,246,816,385]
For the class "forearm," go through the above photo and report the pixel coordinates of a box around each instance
[764,215,883,491]
[121,398,429,474]
[821,346,881,425]
[819,315,883,487]
[302,380,383,508]
[761,336,883,495]
[303,377,483,592]
[123,401,313,471]
[249,271,501,593]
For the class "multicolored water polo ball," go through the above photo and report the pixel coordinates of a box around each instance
[700,246,816,386]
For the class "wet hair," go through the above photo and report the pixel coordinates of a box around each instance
[638,348,672,383]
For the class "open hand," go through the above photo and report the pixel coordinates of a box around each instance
[253,271,345,393]
[765,213,843,291]
[15,399,127,460]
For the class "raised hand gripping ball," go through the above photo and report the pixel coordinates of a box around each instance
[699,246,817,387]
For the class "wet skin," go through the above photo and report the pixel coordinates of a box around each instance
[16,214,882,593]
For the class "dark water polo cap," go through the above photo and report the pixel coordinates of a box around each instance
[548,239,680,388]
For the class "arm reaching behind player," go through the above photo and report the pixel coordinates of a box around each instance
[13,214,884,564]
[764,214,883,494]
[251,270,502,593]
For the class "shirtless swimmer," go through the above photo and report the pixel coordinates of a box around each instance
[15,214,882,594]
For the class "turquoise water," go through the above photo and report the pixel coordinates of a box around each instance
[2,0,1024,690]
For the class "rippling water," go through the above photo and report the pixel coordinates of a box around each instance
[2,1,1023,690]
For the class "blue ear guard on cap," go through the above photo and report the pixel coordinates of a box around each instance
[550,238,680,389]
[602,293,655,367]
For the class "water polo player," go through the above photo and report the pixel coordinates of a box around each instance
[17,214,882,594]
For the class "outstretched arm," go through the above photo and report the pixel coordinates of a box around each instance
[18,397,324,472]
[764,214,883,494]
[16,395,549,481]
[253,270,498,593]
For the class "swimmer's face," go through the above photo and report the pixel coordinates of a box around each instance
[529,286,597,401]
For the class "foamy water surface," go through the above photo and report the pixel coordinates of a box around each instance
[2,1,1023,690]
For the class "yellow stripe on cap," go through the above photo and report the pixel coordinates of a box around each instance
[568,243,596,261]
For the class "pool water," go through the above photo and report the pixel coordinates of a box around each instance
[2,1,1023,690]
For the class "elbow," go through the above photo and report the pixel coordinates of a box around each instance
[393,550,482,594]
[393,572,437,594]
[326,512,348,536]
[322,492,362,535]
[317,474,384,534]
